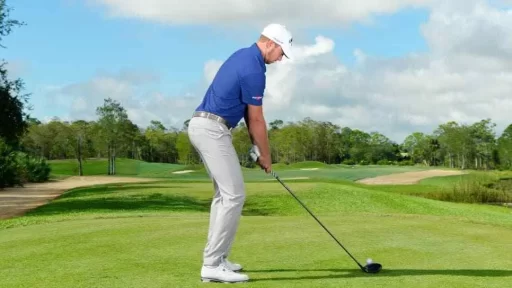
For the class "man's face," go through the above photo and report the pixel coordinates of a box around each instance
[264,42,284,64]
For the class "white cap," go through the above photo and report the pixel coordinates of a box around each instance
[261,23,293,59]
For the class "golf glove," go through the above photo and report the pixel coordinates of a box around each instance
[249,145,261,162]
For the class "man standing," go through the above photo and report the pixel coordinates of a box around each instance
[187,23,293,283]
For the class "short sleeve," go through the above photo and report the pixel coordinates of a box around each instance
[240,72,266,106]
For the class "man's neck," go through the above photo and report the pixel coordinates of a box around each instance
[255,42,265,56]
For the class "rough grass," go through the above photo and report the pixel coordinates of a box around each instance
[0,179,511,287]
[359,171,512,205]
[435,176,511,204]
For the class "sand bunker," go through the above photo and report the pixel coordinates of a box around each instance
[0,176,157,219]
[356,169,466,185]
[172,170,194,174]
[300,168,319,171]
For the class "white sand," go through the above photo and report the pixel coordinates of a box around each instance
[172,170,194,174]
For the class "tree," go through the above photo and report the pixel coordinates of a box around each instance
[402,132,440,166]
[0,0,29,147]
[269,119,284,130]
[367,132,397,164]
[435,121,473,169]
[498,124,512,169]
[176,132,199,164]
[0,0,25,48]
[469,119,497,169]
[96,98,131,175]
[348,129,371,164]
[144,120,178,163]
[70,120,94,176]
[232,123,252,165]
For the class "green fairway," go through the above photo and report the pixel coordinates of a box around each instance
[48,158,436,182]
[1,172,511,287]
[48,158,187,177]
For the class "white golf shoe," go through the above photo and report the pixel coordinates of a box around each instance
[201,263,249,283]
[222,257,243,272]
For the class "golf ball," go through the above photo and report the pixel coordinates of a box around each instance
[366,258,373,264]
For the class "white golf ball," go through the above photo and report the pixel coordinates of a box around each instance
[366,258,373,264]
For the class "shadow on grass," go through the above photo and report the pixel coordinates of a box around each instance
[24,184,275,216]
[246,268,512,281]
[25,193,213,216]
[20,183,212,216]
[57,185,188,199]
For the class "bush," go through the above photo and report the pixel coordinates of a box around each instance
[0,138,51,188]
[15,152,51,183]
[0,138,22,188]
[398,159,415,166]
[377,159,395,165]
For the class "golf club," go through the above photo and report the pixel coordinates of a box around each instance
[249,146,382,274]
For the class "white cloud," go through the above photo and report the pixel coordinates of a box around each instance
[421,0,512,59]
[43,0,512,143]
[203,60,223,84]
[91,0,435,26]
[240,0,512,141]
[42,70,200,129]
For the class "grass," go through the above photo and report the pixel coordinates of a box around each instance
[2,215,511,288]
[356,171,512,205]
[1,175,512,287]
[272,161,336,170]
[244,164,435,182]
[436,171,512,204]
[1,162,511,287]
[47,158,434,183]
[48,158,186,178]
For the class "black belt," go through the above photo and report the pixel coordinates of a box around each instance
[192,111,232,129]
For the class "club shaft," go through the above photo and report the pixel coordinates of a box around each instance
[271,170,364,270]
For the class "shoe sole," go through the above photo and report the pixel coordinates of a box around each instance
[201,278,249,283]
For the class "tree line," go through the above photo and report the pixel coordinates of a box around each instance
[1,0,511,189]
[1,0,52,188]
[18,97,512,171]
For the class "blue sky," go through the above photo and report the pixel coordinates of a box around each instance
[3,1,428,121]
[2,0,510,141]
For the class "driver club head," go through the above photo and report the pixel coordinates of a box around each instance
[363,263,382,273]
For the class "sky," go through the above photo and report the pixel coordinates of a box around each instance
[2,0,512,143]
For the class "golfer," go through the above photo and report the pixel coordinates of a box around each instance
[187,23,293,283]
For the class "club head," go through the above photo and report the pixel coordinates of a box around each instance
[363,263,382,273]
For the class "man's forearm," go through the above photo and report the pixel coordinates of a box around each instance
[247,118,270,158]
[244,114,255,144]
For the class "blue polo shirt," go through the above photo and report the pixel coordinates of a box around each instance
[195,43,266,128]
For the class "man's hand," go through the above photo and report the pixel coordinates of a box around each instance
[258,154,272,173]
[249,145,272,173]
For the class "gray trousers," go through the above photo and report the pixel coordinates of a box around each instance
[187,116,246,267]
